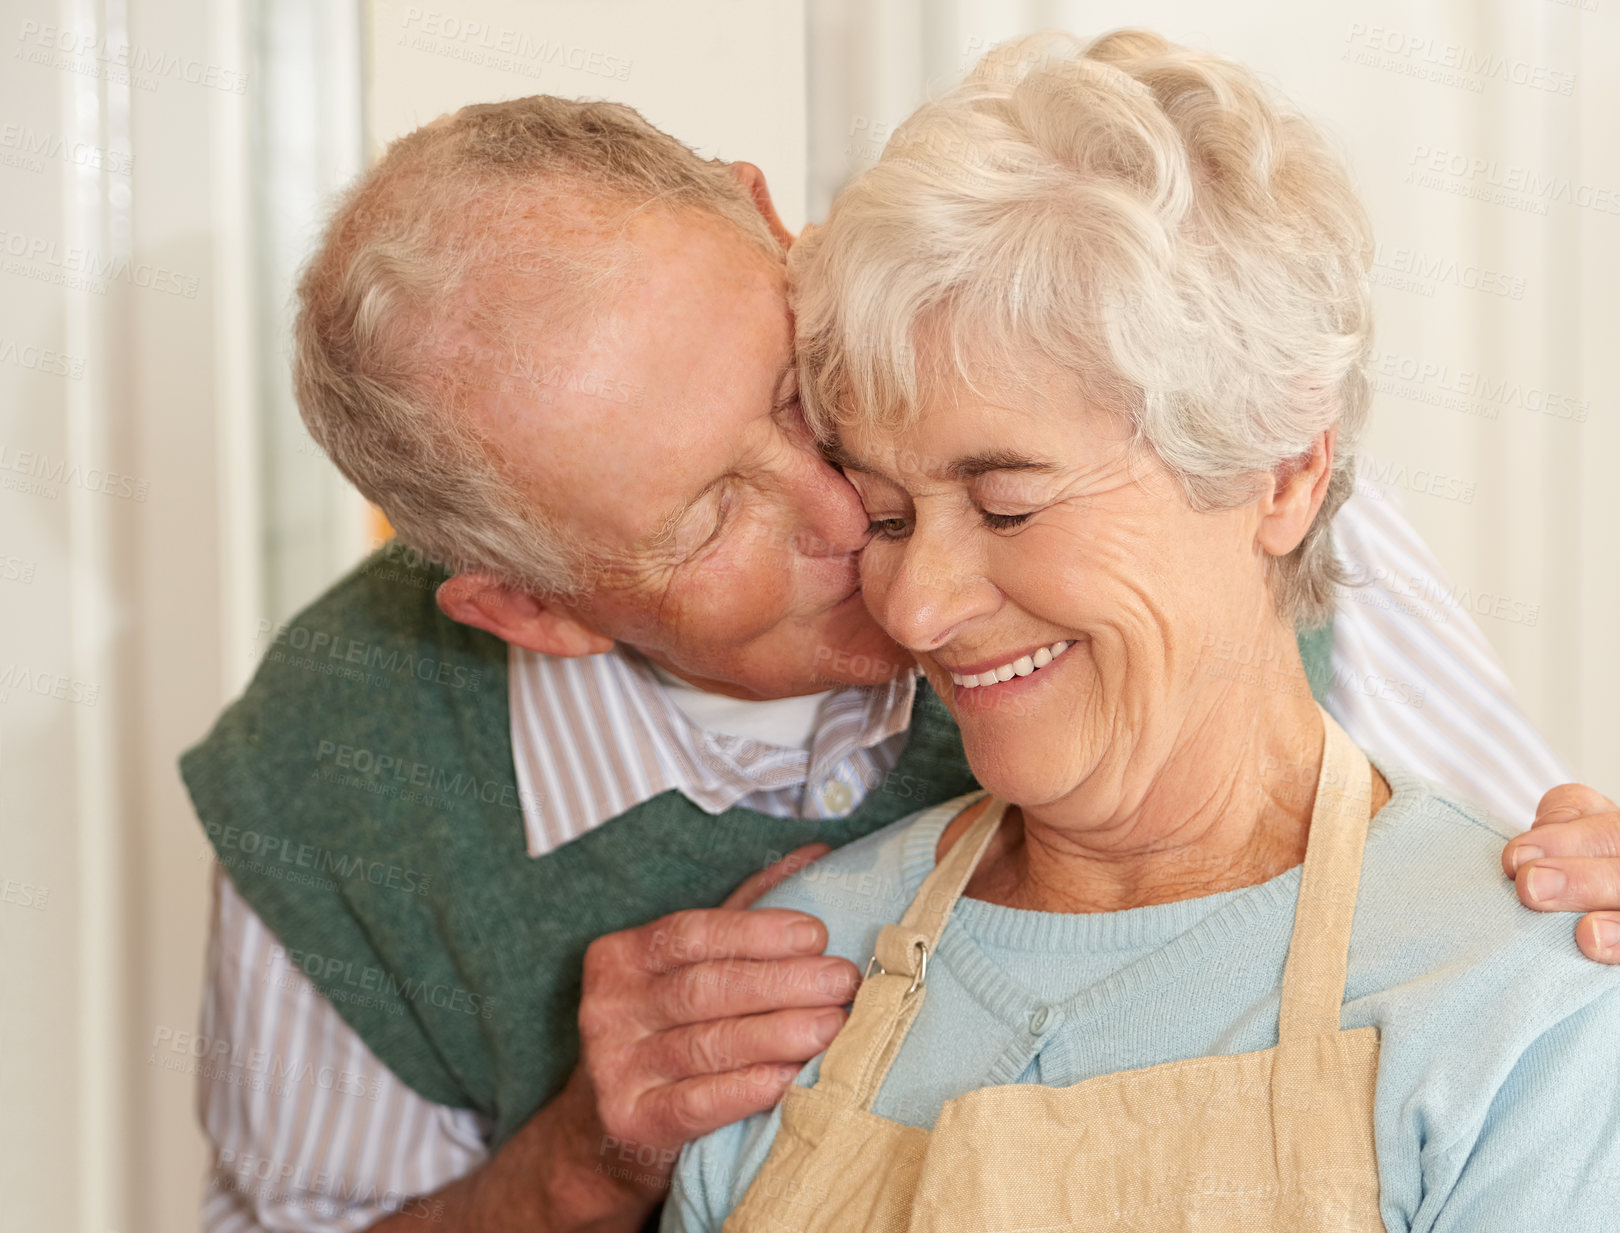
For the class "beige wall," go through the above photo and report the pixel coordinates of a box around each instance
[368,0,808,226]
[0,1,254,1229]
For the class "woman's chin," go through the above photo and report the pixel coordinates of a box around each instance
[959,740,1084,810]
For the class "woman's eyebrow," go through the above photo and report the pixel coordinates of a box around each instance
[820,439,871,474]
[822,443,1059,481]
[944,451,1058,481]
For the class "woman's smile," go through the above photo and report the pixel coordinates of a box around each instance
[942,637,1073,690]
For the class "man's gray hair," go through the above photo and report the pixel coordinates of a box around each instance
[295,95,780,596]
[793,29,1374,627]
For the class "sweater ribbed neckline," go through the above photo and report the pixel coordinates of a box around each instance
[891,755,1425,1036]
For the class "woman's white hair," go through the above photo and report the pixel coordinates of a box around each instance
[792,29,1374,627]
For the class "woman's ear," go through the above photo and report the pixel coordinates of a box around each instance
[1256,429,1336,559]
[728,161,796,251]
[436,573,615,658]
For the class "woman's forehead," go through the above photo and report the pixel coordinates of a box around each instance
[831,361,1109,473]
[831,399,1063,488]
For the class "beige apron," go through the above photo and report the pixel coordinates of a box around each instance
[724,708,1383,1232]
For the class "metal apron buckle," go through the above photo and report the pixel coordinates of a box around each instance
[864,938,929,995]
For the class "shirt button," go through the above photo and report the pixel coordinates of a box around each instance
[819,781,854,815]
[1029,1006,1050,1034]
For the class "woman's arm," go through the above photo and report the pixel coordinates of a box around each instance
[660,1102,790,1233]
[1420,985,1620,1232]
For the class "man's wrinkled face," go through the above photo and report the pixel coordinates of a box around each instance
[468,209,909,699]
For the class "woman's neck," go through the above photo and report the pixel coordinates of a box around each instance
[954,633,1387,914]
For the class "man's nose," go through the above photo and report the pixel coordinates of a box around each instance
[788,450,874,559]
[875,524,998,653]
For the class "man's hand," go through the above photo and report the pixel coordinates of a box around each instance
[570,842,858,1198]
[364,844,853,1233]
[1503,784,1620,963]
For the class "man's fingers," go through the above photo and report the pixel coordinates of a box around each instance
[1532,783,1618,828]
[646,1006,846,1083]
[723,843,833,910]
[641,1063,803,1146]
[1574,913,1620,965]
[641,907,830,973]
[1514,856,1620,914]
[1504,815,1620,877]
[649,955,860,1028]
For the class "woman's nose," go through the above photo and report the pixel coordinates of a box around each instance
[874,525,998,653]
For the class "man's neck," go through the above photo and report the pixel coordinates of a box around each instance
[646,659,831,750]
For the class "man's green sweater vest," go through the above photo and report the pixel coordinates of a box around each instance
[181,547,1334,1148]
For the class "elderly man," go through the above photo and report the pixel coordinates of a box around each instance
[183,95,1620,1233]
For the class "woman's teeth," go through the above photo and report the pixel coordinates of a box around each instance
[948,640,1072,690]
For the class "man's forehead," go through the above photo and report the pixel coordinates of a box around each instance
[462,211,794,549]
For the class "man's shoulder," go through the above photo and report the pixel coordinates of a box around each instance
[200,544,506,740]
[755,792,981,966]
[263,542,495,663]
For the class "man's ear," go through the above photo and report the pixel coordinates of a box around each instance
[1256,429,1336,559]
[728,161,795,250]
[436,572,615,658]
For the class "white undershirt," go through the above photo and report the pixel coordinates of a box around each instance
[649,662,832,751]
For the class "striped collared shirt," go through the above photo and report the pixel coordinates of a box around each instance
[196,480,1571,1232]
[510,646,915,858]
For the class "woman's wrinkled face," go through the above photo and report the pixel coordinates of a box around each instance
[836,357,1279,813]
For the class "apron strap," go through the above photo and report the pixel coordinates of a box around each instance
[813,705,1374,1106]
[1276,705,1376,1042]
[814,795,1010,1111]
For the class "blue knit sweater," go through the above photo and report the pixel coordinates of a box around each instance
[665,757,1620,1233]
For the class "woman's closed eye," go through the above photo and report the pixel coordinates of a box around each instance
[980,510,1033,532]
[866,508,1033,540]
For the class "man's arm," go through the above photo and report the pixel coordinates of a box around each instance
[357,844,854,1233]
[201,845,852,1233]
[1327,474,1570,819]
[198,867,491,1231]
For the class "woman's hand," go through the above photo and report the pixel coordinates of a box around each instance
[1503,785,1620,963]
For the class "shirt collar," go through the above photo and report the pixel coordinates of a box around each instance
[508,644,917,858]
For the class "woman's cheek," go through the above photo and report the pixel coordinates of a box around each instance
[857,540,900,591]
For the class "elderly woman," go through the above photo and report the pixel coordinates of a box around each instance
[664,30,1619,1233]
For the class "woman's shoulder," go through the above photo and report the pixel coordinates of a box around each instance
[752,791,984,966]
[1360,755,1534,893]
[1350,759,1620,1228]
[1351,755,1617,1031]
